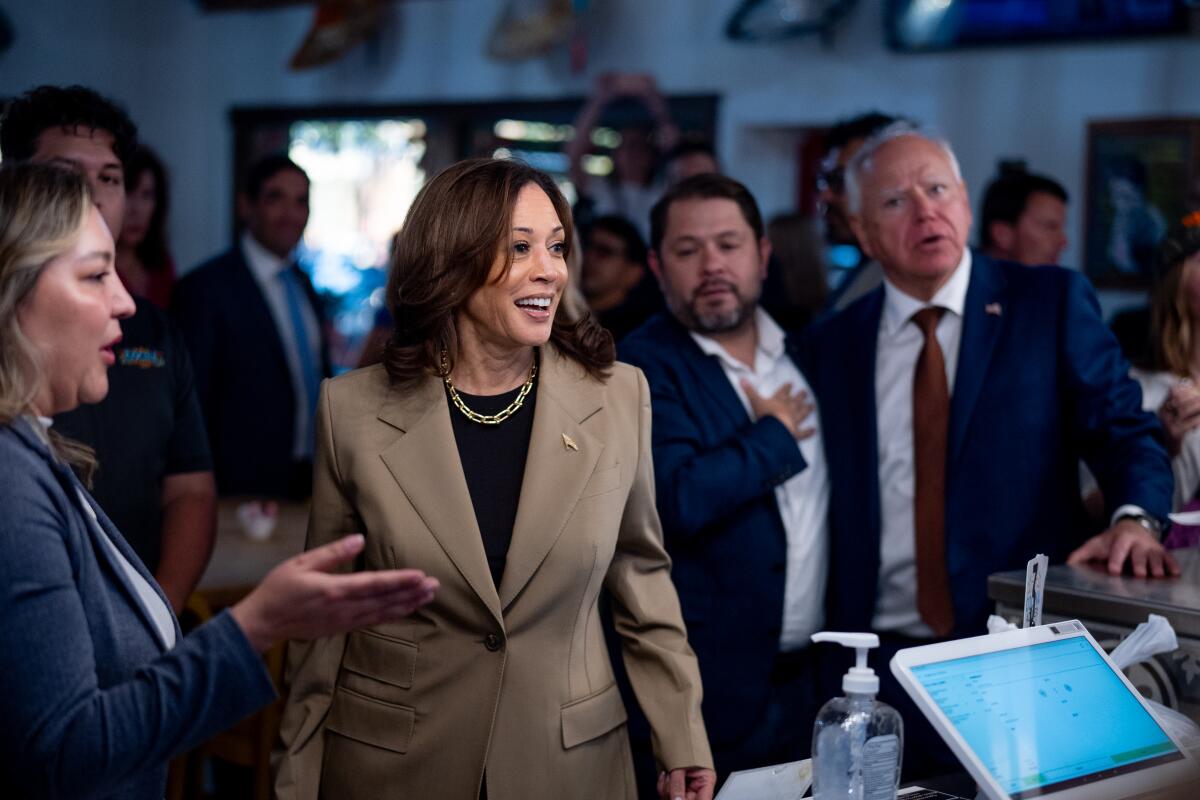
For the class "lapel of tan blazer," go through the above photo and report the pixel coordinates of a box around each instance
[376,372,504,626]
[499,346,604,611]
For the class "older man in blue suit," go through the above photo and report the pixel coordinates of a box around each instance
[621,174,827,782]
[804,122,1178,776]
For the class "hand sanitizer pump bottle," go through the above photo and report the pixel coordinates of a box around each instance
[810,632,903,800]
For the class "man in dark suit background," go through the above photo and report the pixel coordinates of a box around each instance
[978,166,1069,268]
[804,121,1177,776]
[173,154,331,499]
[621,174,827,782]
[821,111,901,312]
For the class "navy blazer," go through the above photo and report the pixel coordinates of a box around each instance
[620,313,809,745]
[0,418,274,799]
[173,246,332,498]
[803,255,1172,636]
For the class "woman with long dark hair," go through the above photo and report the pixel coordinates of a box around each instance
[275,158,714,800]
[116,145,175,307]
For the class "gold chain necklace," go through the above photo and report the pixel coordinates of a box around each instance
[442,353,537,425]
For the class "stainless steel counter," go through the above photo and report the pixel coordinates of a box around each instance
[989,548,1200,719]
[988,547,1200,638]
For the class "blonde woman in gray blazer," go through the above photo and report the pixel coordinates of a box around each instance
[0,162,438,800]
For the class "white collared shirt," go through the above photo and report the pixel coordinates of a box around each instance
[240,231,321,461]
[691,307,829,650]
[31,416,176,650]
[872,248,972,636]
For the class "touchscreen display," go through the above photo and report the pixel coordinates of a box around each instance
[911,636,1182,798]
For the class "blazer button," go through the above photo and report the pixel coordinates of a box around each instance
[484,633,503,652]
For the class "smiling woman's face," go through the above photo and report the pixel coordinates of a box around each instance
[457,183,568,355]
[17,206,135,416]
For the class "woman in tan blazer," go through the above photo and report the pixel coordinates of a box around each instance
[274,159,714,800]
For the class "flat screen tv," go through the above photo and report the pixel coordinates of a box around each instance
[885,0,1195,52]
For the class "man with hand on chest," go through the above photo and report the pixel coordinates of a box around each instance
[622,174,829,783]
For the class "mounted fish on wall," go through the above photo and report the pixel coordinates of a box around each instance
[289,0,385,69]
[197,0,427,70]
[487,0,584,67]
[725,0,858,43]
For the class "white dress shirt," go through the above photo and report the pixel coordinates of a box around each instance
[691,307,829,650]
[241,231,322,461]
[872,249,972,636]
[32,416,176,650]
[76,486,177,650]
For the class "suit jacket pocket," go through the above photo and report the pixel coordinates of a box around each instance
[561,681,628,749]
[580,464,621,498]
[342,629,417,689]
[327,685,415,754]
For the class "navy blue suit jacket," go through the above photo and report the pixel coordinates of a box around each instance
[173,246,331,498]
[0,419,274,799]
[620,313,809,745]
[803,255,1172,636]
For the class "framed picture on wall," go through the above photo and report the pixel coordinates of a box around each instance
[1084,118,1200,289]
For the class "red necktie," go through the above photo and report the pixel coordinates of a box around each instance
[912,307,954,636]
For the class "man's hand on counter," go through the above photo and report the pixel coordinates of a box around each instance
[1067,519,1182,578]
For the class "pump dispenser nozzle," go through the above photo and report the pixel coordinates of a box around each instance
[811,632,903,797]
[811,631,881,694]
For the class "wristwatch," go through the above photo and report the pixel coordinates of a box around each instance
[1114,512,1164,541]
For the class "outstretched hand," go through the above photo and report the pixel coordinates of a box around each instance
[230,534,439,653]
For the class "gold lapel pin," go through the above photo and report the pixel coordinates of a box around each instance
[562,433,579,451]
[985,302,1002,316]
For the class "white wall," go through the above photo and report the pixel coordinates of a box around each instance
[2,0,1199,278]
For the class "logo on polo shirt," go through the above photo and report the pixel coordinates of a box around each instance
[118,347,166,369]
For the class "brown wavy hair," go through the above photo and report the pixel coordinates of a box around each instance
[1149,224,1200,376]
[382,158,613,386]
[123,145,172,273]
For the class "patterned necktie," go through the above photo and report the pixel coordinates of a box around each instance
[279,264,320,422]
[912,306,954,636]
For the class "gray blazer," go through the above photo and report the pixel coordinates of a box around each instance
[0,417,275,799]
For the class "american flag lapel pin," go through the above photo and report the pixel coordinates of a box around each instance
[985,302,1002,316]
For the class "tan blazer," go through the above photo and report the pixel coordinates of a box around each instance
[273,346,712,800]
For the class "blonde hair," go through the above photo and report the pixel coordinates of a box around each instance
[0,162,98,480]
